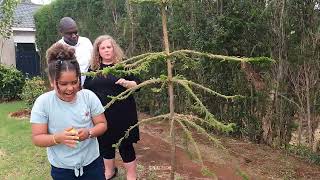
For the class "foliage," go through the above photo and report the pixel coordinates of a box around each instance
[31,0,274,142]
[262,0,320,147]
[286,145,320,165]
[0,0,20,39]
[19,77,46,109]
[0,64,25,101]
[34,0,320,151]
[212,0,270,56]
[136,53,274,141]
[0,0,20,64]
[34,0,128,65]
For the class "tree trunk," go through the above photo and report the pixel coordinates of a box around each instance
[304,64,312,148]
[125,0,135,56]
[160,3,176,180]
[0,39,4,64]
[269,0,287,146]
[298,115,302,146]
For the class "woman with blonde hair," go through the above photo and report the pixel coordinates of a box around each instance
[90,35,124,70]
[84,35,140,180]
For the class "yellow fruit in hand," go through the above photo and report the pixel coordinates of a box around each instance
[68,128,77,134]
[68,128,79,140]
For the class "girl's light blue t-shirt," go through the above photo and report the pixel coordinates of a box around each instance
[30,89,105,173]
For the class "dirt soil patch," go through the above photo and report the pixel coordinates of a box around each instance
[113,113,320,179]
[9,109,30,119]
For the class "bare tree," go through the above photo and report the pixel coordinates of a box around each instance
[289,62,319,147]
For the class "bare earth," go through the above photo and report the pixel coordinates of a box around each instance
[122,113,320,180]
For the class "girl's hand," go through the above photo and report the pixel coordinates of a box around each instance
[54,127,79,148]
[77,128,90,141]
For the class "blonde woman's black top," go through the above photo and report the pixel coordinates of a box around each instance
[83,63,140,147]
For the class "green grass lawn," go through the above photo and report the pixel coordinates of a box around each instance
[0,101,132,180]
[0,101,50,180]
[0,101,160,180]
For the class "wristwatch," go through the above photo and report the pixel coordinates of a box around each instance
[88,130,93,138]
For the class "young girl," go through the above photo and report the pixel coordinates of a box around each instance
[84,35,140,180]
[30,43,107,180]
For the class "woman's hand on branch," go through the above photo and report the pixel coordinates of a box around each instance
[116,78,137,89]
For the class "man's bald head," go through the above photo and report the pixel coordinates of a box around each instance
[59,17,79,46]
[58,17,77,33]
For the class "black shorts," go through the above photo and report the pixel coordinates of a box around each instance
[100,142,136,163]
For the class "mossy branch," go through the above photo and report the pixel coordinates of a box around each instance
[175,117,217,178]
[113,114,170,148]
[105,78,166,109]
[129,0,170,6]
[173,78,244,100]
[84,63,129,78]
[177,81,235,133]
[175,118,204,165]
[278,94,302,110]
[84,49,274,80]
[121,52,166,66]
[174,114,224,150]
[170,50,275,63]
[151,79,167,93]
[124,53,167,75]
[176,113,221,134]
[129,0,162,5]
[84,53,166,78]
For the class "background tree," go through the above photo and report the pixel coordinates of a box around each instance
[0,0,20,63]
[34,0,320,157]
[281,0,320,148]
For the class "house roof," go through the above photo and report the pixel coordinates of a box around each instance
[12,2,42,30]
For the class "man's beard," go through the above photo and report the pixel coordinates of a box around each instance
[64,37,78,46]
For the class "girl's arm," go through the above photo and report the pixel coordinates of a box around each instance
[31,124,79,148]
[77,113,107,141]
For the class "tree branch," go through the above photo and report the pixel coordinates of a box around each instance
[173,78,244,100]
[105,78,166,108]
[113,113,170,148]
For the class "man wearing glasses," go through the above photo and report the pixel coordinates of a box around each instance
[58,17,93,85]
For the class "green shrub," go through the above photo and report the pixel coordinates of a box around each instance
[0,64,25,101]
[286,145,320,165]
[19,77,46,109]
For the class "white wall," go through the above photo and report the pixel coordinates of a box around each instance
[0,30,36,67]
[13,30,36,43]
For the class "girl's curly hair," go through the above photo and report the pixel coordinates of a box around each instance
[46,43,76,64]
[46,43,81,90]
